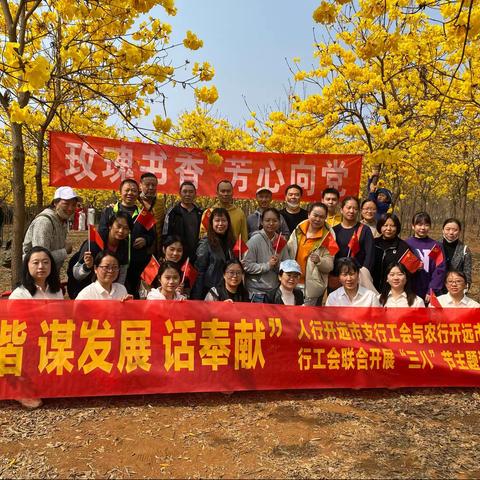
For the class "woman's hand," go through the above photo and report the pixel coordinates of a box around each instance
[309,252,320,265]
[83,251,94,269]
[121,294,134,302]
[133,237,146,249]
[223,299,234,303]
[269,255,279,269]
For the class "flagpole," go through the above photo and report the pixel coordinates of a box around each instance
[239,234,243,261]
[181,257,189,284]
[88,224,91,251]
[274,234,279,255]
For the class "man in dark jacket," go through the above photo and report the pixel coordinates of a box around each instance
[162,181,203,263]
[98,178,155,298]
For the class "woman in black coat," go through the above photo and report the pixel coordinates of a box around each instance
[190,208,235,300]
[372,213,410,293]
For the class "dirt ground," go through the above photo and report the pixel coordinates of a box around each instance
[1,228,480,478]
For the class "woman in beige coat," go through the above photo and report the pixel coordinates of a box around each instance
[287,202,335,306]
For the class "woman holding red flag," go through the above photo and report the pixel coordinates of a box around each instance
[372,214,411,293]
[406,212,446,302]
[331,196,375,292]
[243,208,290,303]
[190,208,235,300]
[67,211,132,299]
[287,202,336,306]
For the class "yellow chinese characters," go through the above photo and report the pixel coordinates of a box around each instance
[298,347,395,371]
[78,319,115,374]
[199,318,231,371]
[164,319,195,372]
[234,319,266,370]
[38,319,75,375]
[117,320,151,373]
[0,319,27,376]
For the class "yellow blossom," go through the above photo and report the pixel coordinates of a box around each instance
[192,62,215,81]
[183,30,203,50]
[23,56,51,91]
[194,85,219,104]
[312,2,338,24]
[153,116,172,133]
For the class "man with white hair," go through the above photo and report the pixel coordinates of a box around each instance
[22,186,79,271]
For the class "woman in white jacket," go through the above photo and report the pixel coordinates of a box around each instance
[287,202,335,306]
[243,208,290,302]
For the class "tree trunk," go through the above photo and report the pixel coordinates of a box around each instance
[35,129,45,212]
[10,122,26,288]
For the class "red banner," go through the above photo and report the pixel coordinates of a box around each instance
[1,301,480,400]
[49,131,363,200]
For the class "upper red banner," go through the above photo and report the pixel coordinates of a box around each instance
[1,301,480,400]
[49,131,363,200]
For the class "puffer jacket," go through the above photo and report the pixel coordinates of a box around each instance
[190,237,234,300]
[287,220,335,299]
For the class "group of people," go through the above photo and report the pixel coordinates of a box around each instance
[11,174,476,311]
[7,174,477,409]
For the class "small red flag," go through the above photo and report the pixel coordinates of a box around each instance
[429,289,442,308]
[273,234,287,254]
[88,224,104,250]
[181,259,198,286]
[428,244,444,267]
[136,208,156,230]
[233,234,249,260]
[323,232,340,256]
[399,249,423,273]
[201,208,212,231]
[141,255,160,286]
[347,230,361,258]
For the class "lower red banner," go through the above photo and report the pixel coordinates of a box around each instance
[1,300,480,399]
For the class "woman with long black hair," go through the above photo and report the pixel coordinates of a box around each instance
[191,208,235,300]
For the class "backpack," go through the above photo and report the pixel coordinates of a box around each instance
[66,240,93,299]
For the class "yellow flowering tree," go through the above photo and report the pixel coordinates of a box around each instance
[0,0,214,285]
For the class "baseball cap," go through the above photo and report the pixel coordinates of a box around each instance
[279,259,302,274]
[53,186,81,202]
[256,186,273,195]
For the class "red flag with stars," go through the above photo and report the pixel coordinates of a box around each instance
[141,255,160,286]
[347,228,361,258]
[399,249,423,273]
[181,258,198,286]
[88,224,104,250]
[428,244,444,267]
[233,234,249,260]
[136,208,156,231]
[429,289,442,308]
[323,231,340,256]
[201,208,212,231]
[273,234,287,254]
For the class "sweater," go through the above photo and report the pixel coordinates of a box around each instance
[405,236,446,299]
[243,230,290,295]
[22,208,69,271]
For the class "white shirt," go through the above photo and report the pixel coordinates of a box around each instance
[76,281,128,300]
[279,286,295,306]
[9,285,64,300]
[434,293,480,308]
[146,289,185,300]
[383,292,425,308]
[326,285,380,307]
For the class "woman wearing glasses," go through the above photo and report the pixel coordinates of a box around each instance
[76,251,132,301]
[205,260,250,302]
[434,270,479,308]
[360,199,379,238]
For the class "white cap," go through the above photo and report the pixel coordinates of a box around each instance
[53,186,81,202]
[279,259,302,274]
[256,186,273,195]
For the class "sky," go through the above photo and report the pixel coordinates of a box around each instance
[158,0,323,127]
